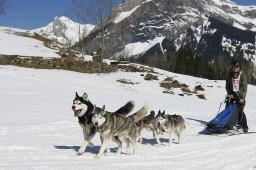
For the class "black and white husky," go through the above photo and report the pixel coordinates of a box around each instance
[156,110,185,146]
[72,92,97,155]
[92,102,149,158]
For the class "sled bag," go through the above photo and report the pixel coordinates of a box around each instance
[208,103,239,127]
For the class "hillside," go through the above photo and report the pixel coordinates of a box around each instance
[0,16,95,58]
[0,26,61,58]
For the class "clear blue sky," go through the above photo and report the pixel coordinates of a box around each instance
[0,0,255,30]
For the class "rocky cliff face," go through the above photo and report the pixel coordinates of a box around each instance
[81,0,256,64]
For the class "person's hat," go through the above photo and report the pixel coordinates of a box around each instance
[232,60,241,68]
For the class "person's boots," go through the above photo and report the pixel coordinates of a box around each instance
[243,127,248,133]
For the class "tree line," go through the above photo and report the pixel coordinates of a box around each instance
[133,46,256,85]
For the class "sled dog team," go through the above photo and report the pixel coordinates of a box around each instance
[72,92,185,158]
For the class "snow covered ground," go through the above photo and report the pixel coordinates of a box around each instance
[0,27,60,58]
[0,65,256,170]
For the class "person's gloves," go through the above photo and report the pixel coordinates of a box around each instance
[239,98,245,104]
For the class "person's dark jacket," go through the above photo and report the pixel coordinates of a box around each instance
[225,70,248,99]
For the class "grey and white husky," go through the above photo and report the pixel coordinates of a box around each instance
[136,110,159,144]
[92,102,149,158]
[72,92,135,155]
[156,110,185,146]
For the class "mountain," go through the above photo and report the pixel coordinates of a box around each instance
[32,16,95,45]
[81,0,256,64]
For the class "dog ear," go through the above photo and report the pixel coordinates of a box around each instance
[75,92,79,98]
[83,93,89,101]
[158,110,161,114]
[162,110,166,118]
[93,104,96,112]
[101,105,106,115]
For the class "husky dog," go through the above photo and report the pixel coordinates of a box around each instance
[156,110,185,146]
[72,92,96,155]
[136,110,160,144]
[71,92,135,155]
[92,102,149,158]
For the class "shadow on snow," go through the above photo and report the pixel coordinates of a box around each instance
[185,117,219,135]
[53,145,128,154]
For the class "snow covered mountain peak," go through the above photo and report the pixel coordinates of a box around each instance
[33,16,95,45]
[82,0,256,65]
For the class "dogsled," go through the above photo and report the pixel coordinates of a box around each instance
[206,94,246,136]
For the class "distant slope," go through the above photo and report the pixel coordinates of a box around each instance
[32,16,95,45]
[0,27,61,58]
[0,16,95,58]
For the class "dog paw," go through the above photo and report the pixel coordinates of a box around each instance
[77,152,83,156]
[94,154,101,159]
[77,148,85,155]
[104,149,112,156]
[103,152,111,156]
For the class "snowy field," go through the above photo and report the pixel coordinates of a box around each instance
[0,27,60,58]
[0,65,256,170]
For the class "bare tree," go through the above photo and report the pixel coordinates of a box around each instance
[88,0,115,60]
[70,0,91,61]
[71,0,116,61]
[0,0,6,16]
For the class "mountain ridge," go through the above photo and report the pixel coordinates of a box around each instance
[80,0,256,65]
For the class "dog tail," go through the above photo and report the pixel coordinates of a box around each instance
[114,100,135,115]
[133,102,150,122]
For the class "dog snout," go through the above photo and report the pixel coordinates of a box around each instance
[72,106,75,110]
[158,122,161,127]
[94,122,98,127]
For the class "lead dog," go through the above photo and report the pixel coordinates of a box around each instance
[71,92,135,155]
[92,102,149,158]
[156,110,185,146]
